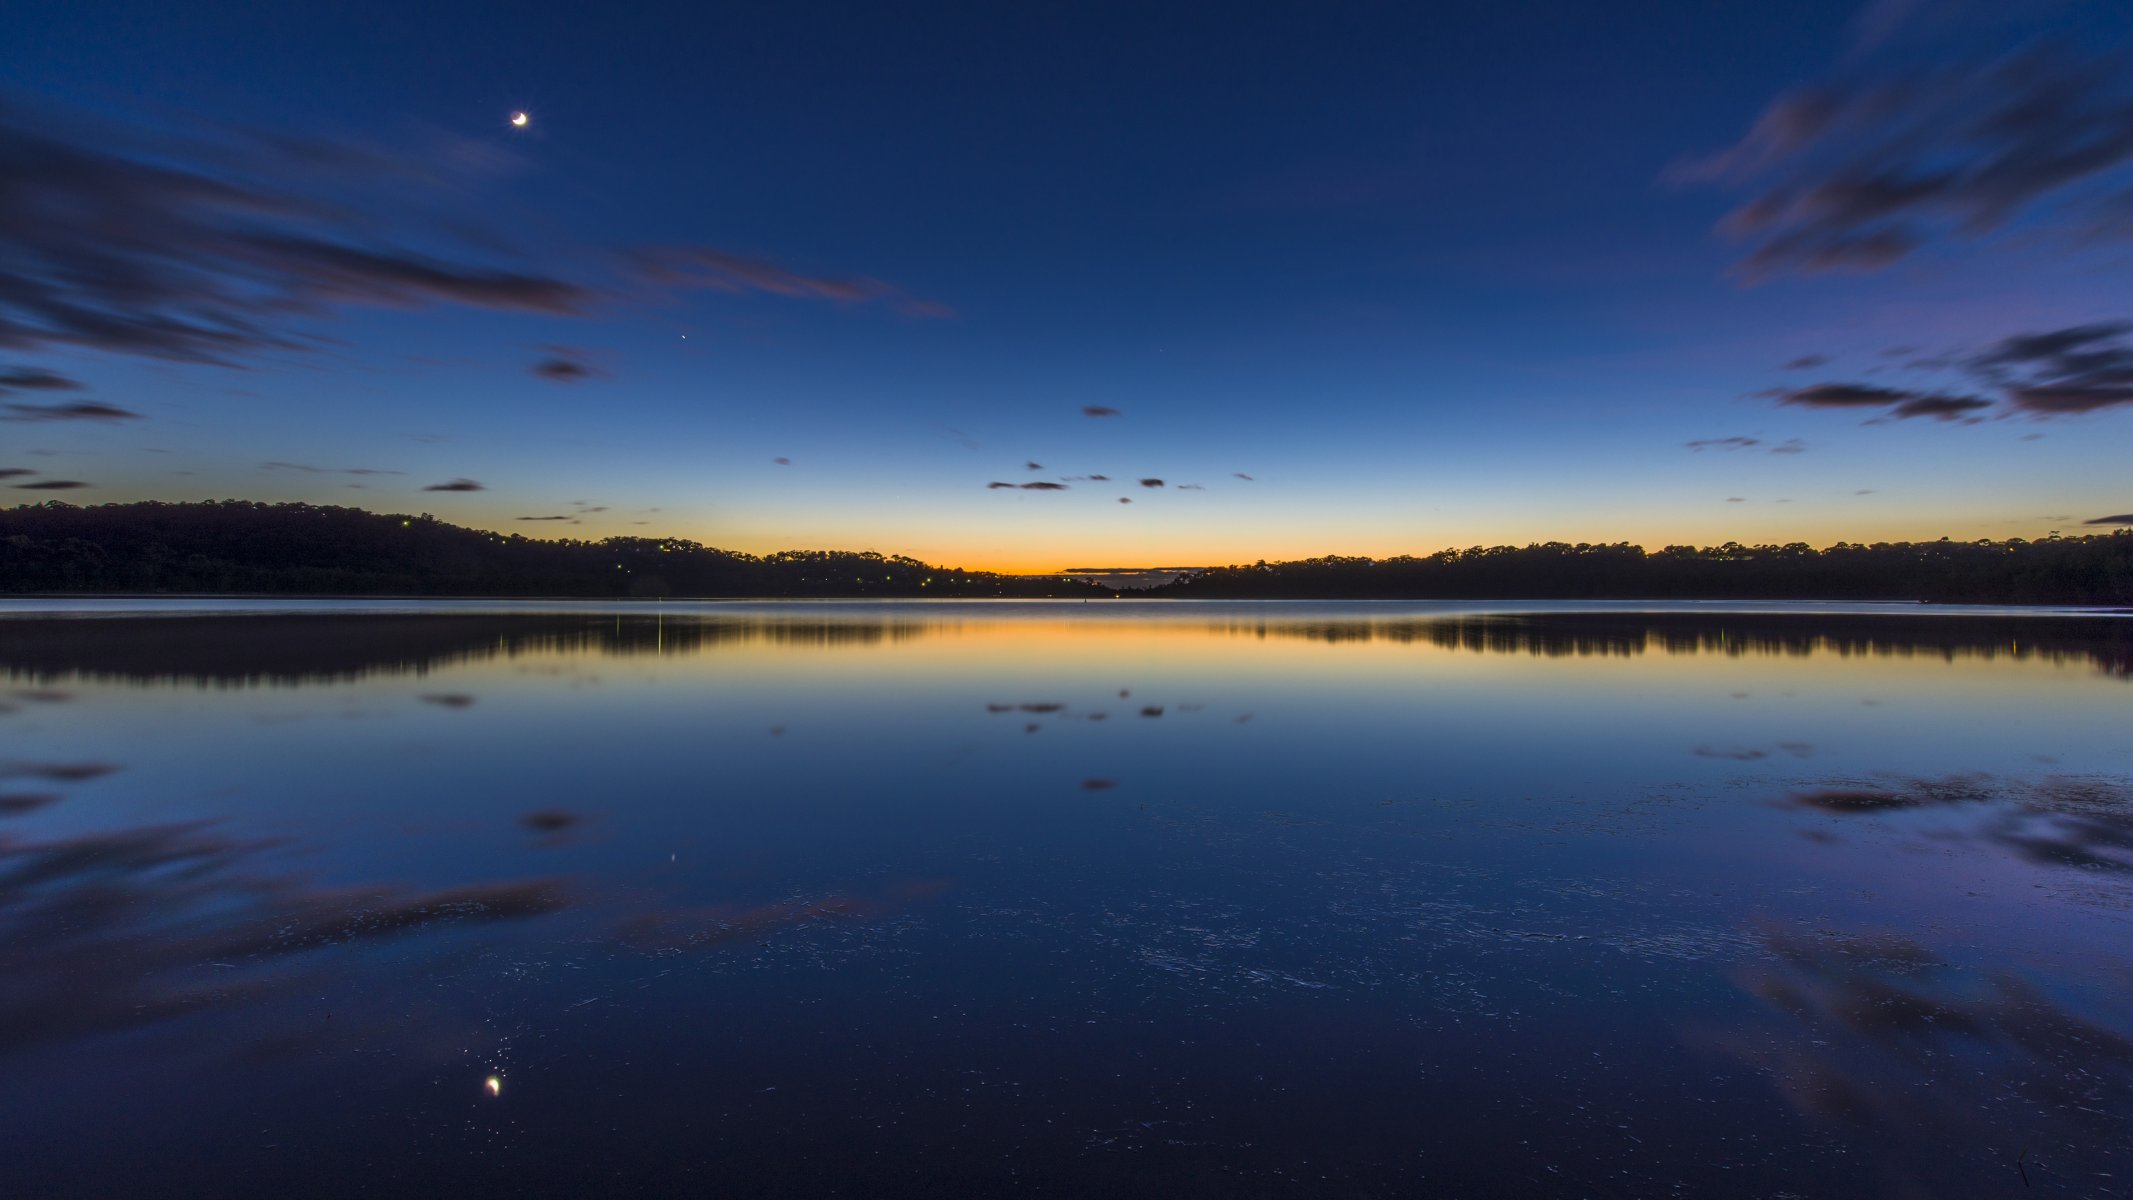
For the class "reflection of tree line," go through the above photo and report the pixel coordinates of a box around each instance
[3,611,2129,685]
[1225,613,2133,678]
[0,616,935,685]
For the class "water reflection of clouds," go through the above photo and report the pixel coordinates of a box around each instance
[1783,773,2133,875]
[0,814,929,1063]
[0,820,568,1058]
[1713,924,2133,1196]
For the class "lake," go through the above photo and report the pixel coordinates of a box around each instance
[2,599,2130,1197]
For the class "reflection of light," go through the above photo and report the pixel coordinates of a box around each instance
[485,1075,502,1096]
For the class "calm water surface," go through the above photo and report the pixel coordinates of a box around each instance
[2,600,2130,1197]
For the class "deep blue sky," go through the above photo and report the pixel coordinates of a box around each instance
[5,0,2132,569]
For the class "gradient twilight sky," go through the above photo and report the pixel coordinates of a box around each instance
[5,0,2133,572]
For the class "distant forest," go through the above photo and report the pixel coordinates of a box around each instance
[2,500,2129,604]
[1148,536,2133,605]
[0,501,1105,598]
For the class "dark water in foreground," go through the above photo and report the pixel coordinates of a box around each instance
[2,600,2130,1198]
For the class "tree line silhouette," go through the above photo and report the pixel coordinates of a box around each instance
[0,501,1106,598]
[4,501,2129,603]
[1148,536,2133,604]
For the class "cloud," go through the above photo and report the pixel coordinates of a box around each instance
[1118,497,1132,504]
[0,102,593,365]
[1888,393,1994,420]
[0,100,934,373]
[1139,478,1165,488]
[1770,438,1810,453]
[0,469,33,478]
[1673,41,2133,276]
[624,246,947,316]
[2086,513,2133,525]
[422,478,483,492]
[1783,355,1831,370]
[0,366,83,392]
[1969,321,2133,414]
[1082,405,1120,417]
[1088,474,1109,481]
[1176,483,1205,490]
[517,515,571,521]
[1768,320,2133,422]
[531,356,595,382]
[11,480,90,489]
[1687,436,1761,450]
[1776,382,1921,409]
[772,457,790,465]
[1,401,142,421]
[261,461,402,475]
[1773,382,1994,420]
[1234,472,1254,480]
[988,481,1069,491]
[1026,461,1043,471]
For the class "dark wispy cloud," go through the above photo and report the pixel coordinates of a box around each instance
[0,366,83,393]
[421,478,483,492]
[261,461,402,475]
[12,479,90,489]
[1673,38,2133,276]
[624,246,948,318]
[1772,381,1993,421]
[517,515,571,521]
[2086,513,2133,526]
[1118,497,1132,504]
[1234,472,1254,481]
[1687,436,1761,450]
[1176,483,1205,490]
[1783,355,1830,370]
[1139,478,1165,488]
[1969,321,2133,415]
[1769,438,1810,453]
[0,469,34,479]
[988,481,1069,491]
[1,401,142,421]
[1082,405,1120,417]
[1776,382,1921,409]
[531,356,595,382]
[1889,393,1993,421]
[0,99,939,373]
[1762,319,2133,423]
[0,100,591,365]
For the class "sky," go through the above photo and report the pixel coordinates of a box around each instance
[4,0,2133,573]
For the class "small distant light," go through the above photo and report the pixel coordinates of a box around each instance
[509,111,529,128]
[485,1075,502,1096]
